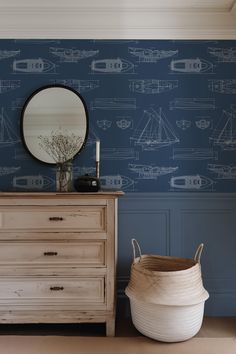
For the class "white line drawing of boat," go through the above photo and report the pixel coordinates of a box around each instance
[195,118,211,130]
[13,58,56,73]
[90,98,136,110]
[169,98,215,110]
[53,79,99,92]
[208,47,236,62]
[50,47,99,62]
[129,164,178,179]
[0,80,21,94]
[170,174,214,190]
[0,49,20,60]
[97,120,112,130]
[116,118,132,130]
[13,175,55,190]
[129,79,178,94]
[11,98,24,111]
[100,175,135,191]
[128,47,178,62]
[209,105,236,150]
[170,58,213,73]
[176,120,191,130]
[208,79,236,94]
[91,58,134,73]
[0,108,20,147]
[208,164,236,179]
[130,107,179,151]
[101,148,139,160]
[0,166,20,176]
[172,148,218,160]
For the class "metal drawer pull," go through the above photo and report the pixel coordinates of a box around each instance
[49,217,64,221]
[50,286,64,291]
[44,252,58,256]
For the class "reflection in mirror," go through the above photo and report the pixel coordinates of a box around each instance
[21,85,88,164]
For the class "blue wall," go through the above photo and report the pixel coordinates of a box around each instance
[0,39,236,192]
[0,39,236,316]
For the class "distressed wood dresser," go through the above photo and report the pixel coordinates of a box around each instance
[0,192,123,336]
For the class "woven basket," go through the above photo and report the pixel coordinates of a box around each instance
[125,239,209,342]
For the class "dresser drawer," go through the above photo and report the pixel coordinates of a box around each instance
[0,206,105,232]
[0,241,105,266]
[0,277,105,305]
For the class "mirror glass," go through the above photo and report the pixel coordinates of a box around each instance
[21,85,88,164]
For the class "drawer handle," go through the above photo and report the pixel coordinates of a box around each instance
[50,286,64,291]
[49,217,64,221]
[44,252,58,256]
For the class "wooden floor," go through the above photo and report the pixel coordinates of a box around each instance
[0,316,235,338]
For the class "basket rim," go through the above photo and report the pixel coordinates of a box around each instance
[132,255,199,275]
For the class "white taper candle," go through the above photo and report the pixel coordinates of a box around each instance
[96,140,100,162]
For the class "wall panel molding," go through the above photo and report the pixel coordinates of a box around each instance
[118,193,236,316]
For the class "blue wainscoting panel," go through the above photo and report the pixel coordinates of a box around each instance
[118,193,236,316]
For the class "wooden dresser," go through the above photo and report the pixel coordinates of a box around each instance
[0,192,123,336]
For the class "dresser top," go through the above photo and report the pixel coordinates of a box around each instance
[0,191,124,199]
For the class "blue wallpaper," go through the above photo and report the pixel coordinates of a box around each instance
[0,39,235,192]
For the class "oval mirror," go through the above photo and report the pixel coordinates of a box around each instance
[21,84,89,164]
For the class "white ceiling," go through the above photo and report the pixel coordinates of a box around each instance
[0,0,235,38]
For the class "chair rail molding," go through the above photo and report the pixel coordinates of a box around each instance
[0,0,236,39]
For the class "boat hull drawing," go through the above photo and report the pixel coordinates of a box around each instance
[100,175,134,191]
[208,47,236,62]
[208,164,236,179]
[208,79,236,94]
[53,79,99,92]
[129,79,178,94]
[13,58,56,73]
[0,50,20,60]
[129,47,178,62]
[129,164,178,179]
[50,47,98,62]
[170,175,214,190]
[13,175,54,190]
[91,58,134,73]
[170,98,215,110]
[0,166,20,176]
[0,80,20,94]
[90,98,136,110]
[170,58,213,73]
[172,148,218,161]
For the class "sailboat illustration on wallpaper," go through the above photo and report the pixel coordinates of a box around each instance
[0,108,20,147]
[130,107,179,150]
[209,105,236,150]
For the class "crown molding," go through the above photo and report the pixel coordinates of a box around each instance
[0,2,235,39]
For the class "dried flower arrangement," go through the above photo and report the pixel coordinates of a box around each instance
[38,128,83,164]
[38,128,83,191]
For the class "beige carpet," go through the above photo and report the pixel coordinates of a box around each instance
[0,336,235,354]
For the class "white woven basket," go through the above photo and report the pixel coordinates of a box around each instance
[125,239,209,342]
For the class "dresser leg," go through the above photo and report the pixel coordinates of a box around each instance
[106,318,115,336]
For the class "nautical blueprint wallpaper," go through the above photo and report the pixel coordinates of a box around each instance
[0,39,235,192]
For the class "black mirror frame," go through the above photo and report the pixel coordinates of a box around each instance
[20,84,89,165]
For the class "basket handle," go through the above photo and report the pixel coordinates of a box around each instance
[194,243,204,263]
[131,238,142,261]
